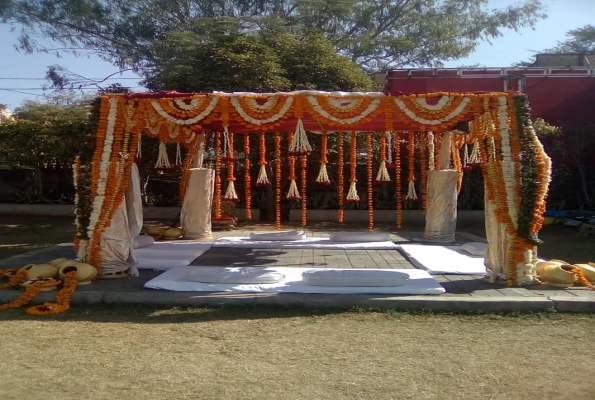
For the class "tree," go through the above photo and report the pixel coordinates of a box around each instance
[2,0,545,75]
[0,98,95,200]
[144,31,376,92]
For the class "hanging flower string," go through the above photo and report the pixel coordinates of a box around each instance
[315,132,331,185]
[0,269,27,290]
[420,132,428,213]
[221,126,235,162]
[366,132,374,231]
[155,142,172,170]
[386,131,394,169]
[337,132,345,222]
[286,132,301,200]
[256,131,271,186]
[452,134,464,193]
[301,155,308,226]
[214,131,222,218]
[375,131,391,183]
[405,131,418,201]
[244,133,252,219]
[346,132,360,203]
[223,128,239,202]
[274,132,282,230]
[395,133,403,228]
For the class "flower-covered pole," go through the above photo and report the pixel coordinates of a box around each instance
[337,132,345,222]
[366,132,374,231]
[375,131,391,183]
[256,131,271,186]
[214,130,222,218]
[286,131,301,200]
[405,131,418,201]
[244,133,252,219]
[274,132,282,230]
[315,132,331,185]
[394,133,402,228]
[222,127,239,202]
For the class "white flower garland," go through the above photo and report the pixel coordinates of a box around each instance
[326,97,364,112]
[244,96,280,112]
[394,97,470,125]
[151,96,219,125]
[427,132,435,171]
[230,95,293,125]
[173,98,205,111]
[413,96,451,111]
[307,96,381,125]
[289,119,313,153]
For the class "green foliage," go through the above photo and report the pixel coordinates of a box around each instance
[2,0,545,73]
[0,100,93,167]
[144,31,375,92]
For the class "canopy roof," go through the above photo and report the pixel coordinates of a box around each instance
[124,90,504,141]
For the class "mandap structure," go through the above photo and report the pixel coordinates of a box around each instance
[73,90,551,286]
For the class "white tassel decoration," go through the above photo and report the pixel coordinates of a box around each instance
[155,142,171,168]
[223,180,239,201]
[346,181,360,202]
[469,141,481,164]
[375,160,391,182]
[256,164,271,186]
[315,163,331,185]
[463,143,470,168]
[286,179,301,199]
[136,134,142,158]
[223,126,232,159]
[289,119,312,154]
[175,142,183,165]
[405,180,418,200]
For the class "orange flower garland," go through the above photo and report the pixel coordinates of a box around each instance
[404,131,418,201]
[419,133,428,213]
[451,135,464,194]
[244,133,252,219]
[394,133,402,228]
[26,270,78,316]
[274,132,282,230]
[0,280,57,310]
[337,132,345,223]
[301,155,308,226]
[256,131,271,186]
[286,132,301,200]
[345,132,360,203]
[214,130,222,218]
[315,132,331,185]
[0,269,27,289]
[366,132,374,231]
[0,269,18,280]
[570,268,595,290]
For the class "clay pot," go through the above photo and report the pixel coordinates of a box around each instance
[163,227,184,240]
[48,257,76,269]
[58,261,97,286]
[144,225,164,238]
[537,261,577,287]
[573,264,595,283]
[21,278,61,291]
[19,263,58,279]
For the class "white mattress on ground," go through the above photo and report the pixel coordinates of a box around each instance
[399,244,486,275]
[212,236,399,250]
[134,241,212,270]
[144,266,445,295]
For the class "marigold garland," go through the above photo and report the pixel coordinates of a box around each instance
[569,268,595,290]
[375,131,391,183]
[394,133,403,228]
[301,155,308,226]
[256,131,271,186]
[26,271,78,316]
[286,132,301,200]
[244,133,252,219]
[337,132,345,222]
[223,129,239,202]
[405,131,418,201]
[315,132,331,185]
[346,132,360,202]
[214,130,222,218]
[0,269,27,289]
[420,133,428,213]
[366,132,374,231]
[274,132,282,230]
[0,280,57,309]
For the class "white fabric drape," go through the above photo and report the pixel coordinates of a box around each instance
[424,169,458,243]
[181,168,215,239]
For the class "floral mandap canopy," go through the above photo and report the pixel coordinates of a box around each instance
[75,90,551,286]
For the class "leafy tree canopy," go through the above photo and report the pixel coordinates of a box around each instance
[1,0,545,74]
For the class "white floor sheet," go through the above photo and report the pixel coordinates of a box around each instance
[399,244,486,275]
[144,266,446,295]
[134,241,212,270]
[212,236,399,250]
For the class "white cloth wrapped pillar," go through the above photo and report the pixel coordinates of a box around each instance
[484,189,511,283]
[424,169,458,243]
[181,168,215,239]
[99,163,143,277]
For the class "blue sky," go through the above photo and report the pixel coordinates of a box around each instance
[1,0,593,110]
